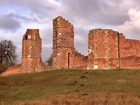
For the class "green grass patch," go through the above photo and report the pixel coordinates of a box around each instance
[1,69,140,104]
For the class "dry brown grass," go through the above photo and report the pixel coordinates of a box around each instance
[2,92,140,105]
[1,70,140,105]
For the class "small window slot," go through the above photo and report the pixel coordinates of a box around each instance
[28,35,31,39]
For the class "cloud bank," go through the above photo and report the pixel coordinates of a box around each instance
[0,0,140,63]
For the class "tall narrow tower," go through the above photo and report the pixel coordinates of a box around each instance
[21,29,42,72]
[52,16,74,69]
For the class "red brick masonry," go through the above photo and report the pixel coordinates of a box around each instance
[53,16,140,70]
[2,16,140,76]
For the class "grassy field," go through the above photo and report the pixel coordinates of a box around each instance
[1,69,140,105]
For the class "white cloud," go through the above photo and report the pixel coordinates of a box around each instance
[128,8,140,28]
[117,7,140,39]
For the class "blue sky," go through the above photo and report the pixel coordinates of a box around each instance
[0,0,140,63]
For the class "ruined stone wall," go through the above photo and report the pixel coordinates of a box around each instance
[52,16,74,69]
[53,16,140,70]
[119,34,140,69]
[52,16,87,70]
[88,29,119,70]
[2,64,21,76]
[72,50,88,70]
[2,29,48,76]
[88,29,140,70]
[21,29,46,72]
[2,16,140,76]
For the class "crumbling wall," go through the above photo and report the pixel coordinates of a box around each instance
[2,29,48,76]
[119,34,140,69]
[2,64,21,76]
[52,16,74,69]
[88,29,140,70]
[53,16,140,70]
[2,16,140,77]
[52,16,87,70]
[21,29,46,72]
[72,50,88,70]
[88,29,119,70]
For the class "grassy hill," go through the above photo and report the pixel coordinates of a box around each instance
[1,69,140,105]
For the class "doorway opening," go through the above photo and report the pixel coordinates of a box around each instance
[68,53,70,69]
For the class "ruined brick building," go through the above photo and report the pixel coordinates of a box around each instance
[52,16,140,70]
[21,29,46,72]
[52,16,88,70]
[2,29,47,76]
[2,16,140,76]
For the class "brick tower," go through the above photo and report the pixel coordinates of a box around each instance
[52,16,74,69]
[21,29,42,72]
[88,29,120,69]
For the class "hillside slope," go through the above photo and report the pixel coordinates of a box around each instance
[1,70,140,105]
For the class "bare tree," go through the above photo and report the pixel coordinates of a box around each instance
[0,40,17,73]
